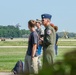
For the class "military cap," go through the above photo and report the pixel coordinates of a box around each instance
[36,19,41,23]
[36,19,42,24]
[41,14,52,20]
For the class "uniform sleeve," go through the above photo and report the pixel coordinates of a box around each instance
[44,29,53,46]
[40,28,44,35]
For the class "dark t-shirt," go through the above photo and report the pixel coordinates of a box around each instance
[55,33,59,44]
[27,31,39,56]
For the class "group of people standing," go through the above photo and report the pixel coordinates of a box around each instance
[24,13,59,75]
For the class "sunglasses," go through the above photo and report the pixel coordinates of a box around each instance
[42,20,44,21]
[36,21,41,23]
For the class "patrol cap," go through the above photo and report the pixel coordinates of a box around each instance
[41,14,52,20]
[36,19,42,24]
[36,19,42,23]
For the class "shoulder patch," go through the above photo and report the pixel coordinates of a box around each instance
[47,30,52,35]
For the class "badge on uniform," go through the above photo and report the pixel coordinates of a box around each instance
[47,30,52,35]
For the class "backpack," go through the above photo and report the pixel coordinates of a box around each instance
[12,60,23,74]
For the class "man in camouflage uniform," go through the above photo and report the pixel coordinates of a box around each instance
[35,19,44,70]
[36,19,44,39]
[40,14,56,68]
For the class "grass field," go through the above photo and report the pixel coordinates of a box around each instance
[0,41,28,46]
[0,48,76,72]
[0,39,76,46]
[0,38,76,72]
[0,48,26,72]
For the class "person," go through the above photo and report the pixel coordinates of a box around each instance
[50,23,54,28]
[54,26,59,55]
[36,19,44,38]
[35,19,44,70]
[24,20,39,75]
[40,14,56,69]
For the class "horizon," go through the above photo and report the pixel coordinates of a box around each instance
[0,25,76,33]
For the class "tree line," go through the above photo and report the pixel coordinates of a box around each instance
[0,25,30,38]
[0,25,76,38]
[58,32,76,38]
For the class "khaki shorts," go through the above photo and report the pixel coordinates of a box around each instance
[24,54,38,74]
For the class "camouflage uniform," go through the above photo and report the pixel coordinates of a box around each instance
[43,25,56,67]
[36,27,44,70]
[36,28,44,36]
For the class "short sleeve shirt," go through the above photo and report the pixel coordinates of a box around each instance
[27,31,38,56]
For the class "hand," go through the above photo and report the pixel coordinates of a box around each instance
[31,56,34,61]
[39,40,42,44]
[40,37,43,41]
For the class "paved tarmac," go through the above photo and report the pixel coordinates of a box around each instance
[0,46,76,48]
[0,72,13,75]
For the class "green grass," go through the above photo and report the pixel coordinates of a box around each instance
[0,48,76,72]
[0,40,76,46]
[0,38,76,72]
[58,41,76,46]
[0,38,76,46]
[0,48,26,72]
[55,48,76,61]
[0,41,28,46]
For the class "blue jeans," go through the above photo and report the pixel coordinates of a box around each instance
[55,45,58,55]
[37,45,42,55]
[37,45,42,70]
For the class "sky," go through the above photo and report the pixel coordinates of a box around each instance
[0,0,76,33]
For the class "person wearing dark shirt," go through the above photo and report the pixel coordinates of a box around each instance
[54,26,59,55]
[24,20,39,75]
